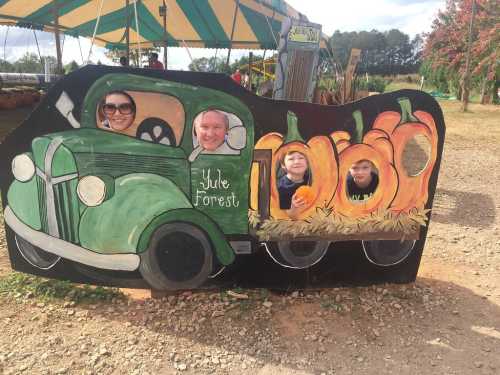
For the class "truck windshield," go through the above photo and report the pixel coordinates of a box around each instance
[96,91,185,147]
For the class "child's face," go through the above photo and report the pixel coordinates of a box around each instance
[349,160,373,186]
[283,152,308,176]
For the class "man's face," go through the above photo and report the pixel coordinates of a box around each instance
[349,160,373,187]
[196,111,227,151]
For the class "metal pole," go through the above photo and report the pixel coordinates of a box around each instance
[226,0,240,70]
[160,1,168,69]
[461,0,476,112]
[126,0,130,66]
[52,0,63,73]
[248,52,253,90]
[33,30,43,67]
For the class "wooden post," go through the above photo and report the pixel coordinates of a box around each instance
[343,48,361,103]
[226,0,240,70]
[248,52,253,91]
[52,0,63,73]
[160,1,168,69]
[125,0,130,66]
[461,0,476,112]
[252,149,272,221]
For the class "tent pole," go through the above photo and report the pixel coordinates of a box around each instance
[226,0,240,70]
[126,0,130,66]
[33,30,43,66]
[160,0,168,69]
[52,0,63,73]
[248,52,253,90]
[77,36,84,64]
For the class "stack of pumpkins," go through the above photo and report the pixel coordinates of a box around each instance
[251,97,439,221]
[0,87,42,110]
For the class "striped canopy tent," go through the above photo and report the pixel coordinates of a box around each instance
[0,0,326,51]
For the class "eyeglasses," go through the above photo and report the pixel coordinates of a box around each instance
[102,102,134,115]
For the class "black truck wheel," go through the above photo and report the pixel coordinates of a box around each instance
[15,235,61,270]
[139,223,213,290]
[362,239,416,266]
[266,241,331,269]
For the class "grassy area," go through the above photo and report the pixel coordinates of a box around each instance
[385,81,421,92]
[0,272,126,304]
[438,100,500,141]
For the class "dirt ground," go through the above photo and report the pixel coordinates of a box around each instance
[0,101,499,375]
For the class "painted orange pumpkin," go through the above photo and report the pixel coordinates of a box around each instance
[373,98,438,212]
[250,111,338,220]
[330,111,398,217]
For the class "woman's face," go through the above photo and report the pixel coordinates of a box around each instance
[103,93,135,131]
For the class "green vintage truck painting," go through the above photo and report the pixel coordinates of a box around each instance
[1,66,445,290]
[5,73,255,290]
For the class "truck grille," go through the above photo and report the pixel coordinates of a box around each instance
[37,175,79,243]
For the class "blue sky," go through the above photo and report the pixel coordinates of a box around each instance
[0,0,446,70]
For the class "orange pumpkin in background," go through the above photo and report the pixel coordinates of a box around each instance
[250,111,338,220]
[373,98,438,212]
[331,110,398,218]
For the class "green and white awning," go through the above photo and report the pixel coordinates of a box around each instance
[0,0,323,50]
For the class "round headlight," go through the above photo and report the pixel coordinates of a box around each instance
[12,154,35,182]
[77,176,106,207]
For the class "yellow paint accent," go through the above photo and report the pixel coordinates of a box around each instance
[207,0,235,37]
[59,0,124,28]
[143,0,200,44]
[0,0,53,18]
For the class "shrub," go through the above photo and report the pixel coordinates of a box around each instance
[355,76,388,93]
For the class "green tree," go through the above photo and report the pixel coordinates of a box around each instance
[0,59,14,72]
[188,56,230,73]
[64,60,79,74]
[329,29,420,75]
[423,0,499,102]
[13,52,43,73]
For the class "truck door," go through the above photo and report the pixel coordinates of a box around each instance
[189,110,251,235]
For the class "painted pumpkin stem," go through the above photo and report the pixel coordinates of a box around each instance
[352,110,364,144]
[284,111,305,143]
[398,97,418,123]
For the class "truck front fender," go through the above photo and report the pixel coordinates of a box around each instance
[79,173,191,253]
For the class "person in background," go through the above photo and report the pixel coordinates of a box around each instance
[119,56,128,67]
[231,69,242,85]
[148,53,164,70]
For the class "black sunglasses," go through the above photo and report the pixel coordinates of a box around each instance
[103,102,134,115]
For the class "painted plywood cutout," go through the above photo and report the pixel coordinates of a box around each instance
[0,66,445,290]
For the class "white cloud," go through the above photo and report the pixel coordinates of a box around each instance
[287,0,446,37]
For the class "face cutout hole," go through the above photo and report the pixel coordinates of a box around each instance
[277,151,312,210]
[402,134,431,176]
[347,159,379,202]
